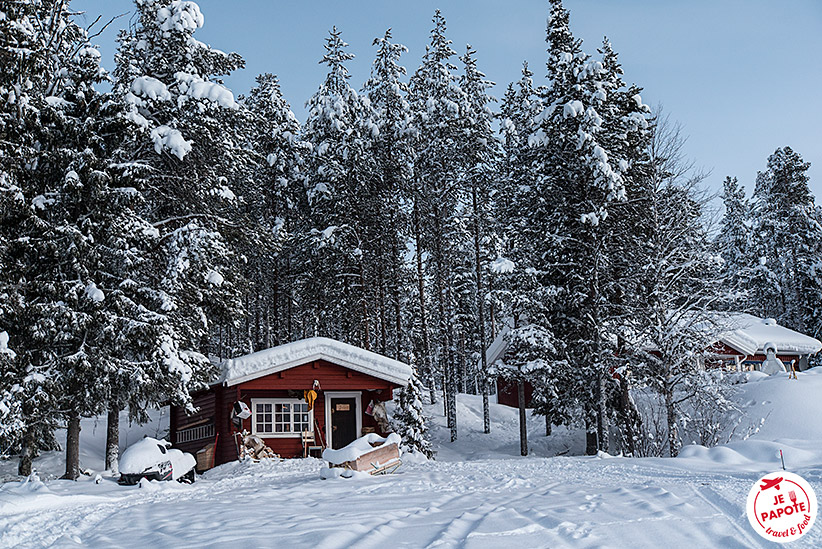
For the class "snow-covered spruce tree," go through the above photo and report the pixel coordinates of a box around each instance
[715,176,753,310]
[0,0,57,475]
[0,0,118,477]
[528,0,653,454]
[300,27,380,346]
[749,147,822,336]
[362,29,414,361]
[112,1,248,354]
[494,63,562,440]
[393,366,434,459]
[409,11,468,442]
[489,269,565,456]
[458,45,500,434]
[107,0,251,467]
[239,73,309,351]
[589,37,654,456]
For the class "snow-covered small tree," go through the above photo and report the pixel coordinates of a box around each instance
[393,366,434,459]
[491,324,556,457]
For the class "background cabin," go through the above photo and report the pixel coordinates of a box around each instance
[488,313,822,408]
[170,337,411,467]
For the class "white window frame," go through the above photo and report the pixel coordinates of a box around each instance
[324,391,362,449]
[251,398,313,438]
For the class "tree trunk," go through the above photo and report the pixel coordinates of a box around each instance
[472,184,491,434]
[105,406,120,473]
[545,413,552,436]
[585,415,598,456]
[443,269,458,443]
[18,429,36,477]
[665,378,680,457]
[597,371,608,453]
[413,198,435,404]
[618,375,637,456]
[458,330,467,395]
[518,379,528,456]
[378,265,388,355]
[63,413,81,480]
[359,260,371,350]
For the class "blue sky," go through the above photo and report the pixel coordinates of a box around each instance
[74,0,822,199]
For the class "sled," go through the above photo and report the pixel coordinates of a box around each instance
[324,434,402,476]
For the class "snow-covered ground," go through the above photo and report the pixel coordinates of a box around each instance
[2,370,822,547]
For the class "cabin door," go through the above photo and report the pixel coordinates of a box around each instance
[325,391,362,450]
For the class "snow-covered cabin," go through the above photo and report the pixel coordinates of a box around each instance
[170,338,411,466]
[487,314,822,408]
[705,313,822,372]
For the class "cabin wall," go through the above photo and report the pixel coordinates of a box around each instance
[171,391,217,458]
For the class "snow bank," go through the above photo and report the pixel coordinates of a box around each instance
[322,433,401,465]
[220,337,411,387]
[319,466,371,480]
[4,473,50,495]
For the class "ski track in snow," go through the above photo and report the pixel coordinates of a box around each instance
[1,456,811,548]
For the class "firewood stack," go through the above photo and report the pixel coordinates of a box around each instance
[240,433,279,460]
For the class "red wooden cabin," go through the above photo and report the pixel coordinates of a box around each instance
[170,337,411,466]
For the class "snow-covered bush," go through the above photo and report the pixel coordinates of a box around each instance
[392,367,434,459]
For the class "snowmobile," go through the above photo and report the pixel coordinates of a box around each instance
[118,437,196,485]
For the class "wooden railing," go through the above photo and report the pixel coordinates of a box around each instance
[176,423,215,444]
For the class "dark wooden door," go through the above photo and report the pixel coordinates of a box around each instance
[330,397,357,449]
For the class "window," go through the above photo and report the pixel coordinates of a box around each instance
[252,399,312,437]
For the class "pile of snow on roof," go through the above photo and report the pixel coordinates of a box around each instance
[719,313,822,355]
[220,337,411,386]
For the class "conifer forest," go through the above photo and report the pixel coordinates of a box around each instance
[1,0,820,483]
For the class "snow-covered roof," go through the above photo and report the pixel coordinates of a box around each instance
[218,337,412,387]
[717,313,822,356]
[483,325,511,367]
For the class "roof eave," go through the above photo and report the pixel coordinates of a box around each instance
[223,351,410,388]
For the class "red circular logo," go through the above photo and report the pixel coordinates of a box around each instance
[747,471,816,542]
